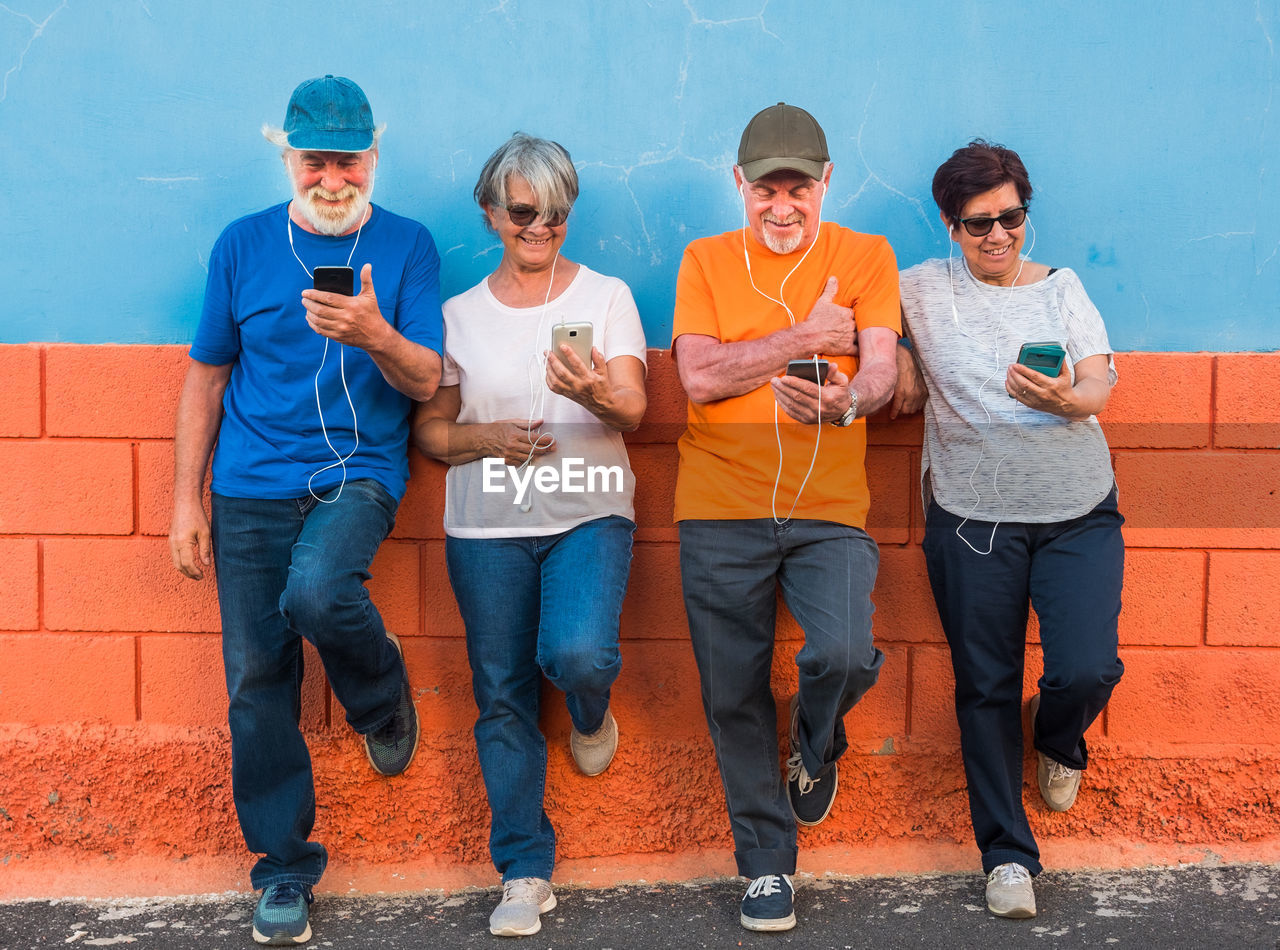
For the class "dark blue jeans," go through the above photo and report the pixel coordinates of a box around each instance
[923,488,1125,876]
[679,518,884,878]
[445,515,635,882]
[211,479,405,889]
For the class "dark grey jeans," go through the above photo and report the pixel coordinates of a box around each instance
[679,518,884,878]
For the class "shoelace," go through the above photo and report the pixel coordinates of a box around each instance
[502,877,546,903]
[785,752,819,794]
[990,863,1032,887]
[1047,761,1079,784]
[266,882,309,908]
[745,875,790,899]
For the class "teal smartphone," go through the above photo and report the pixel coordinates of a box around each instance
[1017,342,1066,376]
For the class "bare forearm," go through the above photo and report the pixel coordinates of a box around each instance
[588,386,646,431]
[172,366,229,503]
[849,357,899,417]
[679,324,822,403]
[1057,377,1111,420]
[415,417,522,466]
[366,329,442,402]
[415,417,483,466]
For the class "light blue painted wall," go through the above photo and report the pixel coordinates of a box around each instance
[4,1,1277,350]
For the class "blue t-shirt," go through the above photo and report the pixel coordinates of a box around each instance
[191,202,443,501]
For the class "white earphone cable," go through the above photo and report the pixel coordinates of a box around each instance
[287,206,368,504]
[738,177,830,524]
[945,216,1036,553]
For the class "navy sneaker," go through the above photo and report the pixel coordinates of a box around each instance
[364,632,419,777]
[252,882,313,945]
[740,874,796,932]
[786,694,839,826]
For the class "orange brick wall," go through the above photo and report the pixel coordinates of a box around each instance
[1,343,1278,898]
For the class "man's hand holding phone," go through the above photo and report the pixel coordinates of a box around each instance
[771,358,850,425]
[301,262,391,351]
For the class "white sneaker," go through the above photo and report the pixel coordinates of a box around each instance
[489,877,556,937]
[570,707,618,776]
[985,863,1036,918]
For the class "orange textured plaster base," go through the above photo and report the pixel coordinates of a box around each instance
[5,841,1280,900]
[3,725,1278,899]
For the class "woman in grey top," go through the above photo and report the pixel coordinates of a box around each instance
[894,140,1124,921]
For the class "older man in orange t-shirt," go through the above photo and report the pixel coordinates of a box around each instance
[671,102,901,934]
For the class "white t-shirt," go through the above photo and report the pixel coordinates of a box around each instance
[439,265,648,538]
[899,258,1116,523]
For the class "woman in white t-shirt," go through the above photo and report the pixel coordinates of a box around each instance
[413,134,647,938]
[893,140,1124,921]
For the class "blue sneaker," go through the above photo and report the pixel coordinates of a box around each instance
[786,693,839,826]
[252,882,313,945]
[740,873,796,931]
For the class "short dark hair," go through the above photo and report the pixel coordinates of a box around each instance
[931,139,1033,228]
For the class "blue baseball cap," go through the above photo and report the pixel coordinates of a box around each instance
[283,75,375,152]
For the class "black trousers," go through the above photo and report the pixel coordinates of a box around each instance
[922,487,1125,875]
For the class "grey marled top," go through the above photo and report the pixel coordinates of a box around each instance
[899,257,1116,524]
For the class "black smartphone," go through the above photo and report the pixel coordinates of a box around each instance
[313,266,354,296]
[785,358,830,385]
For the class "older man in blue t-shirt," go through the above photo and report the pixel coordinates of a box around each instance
[168,76,442,947]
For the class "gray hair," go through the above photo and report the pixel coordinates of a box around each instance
[473,132,578,230]
[260,123,385,151]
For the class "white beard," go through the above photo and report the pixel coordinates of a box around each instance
[760,212,805,254]
[291,172,374,236]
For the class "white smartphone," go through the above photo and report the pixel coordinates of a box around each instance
[551,322,593,367]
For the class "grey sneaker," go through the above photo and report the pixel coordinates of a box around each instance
[570,707,618,776]
[1030,693,1082,811]
[786,694,838,826]
[489,877,556,937]
[363,632,419,777]
[985,862,1036,918]
[252,882,313,945]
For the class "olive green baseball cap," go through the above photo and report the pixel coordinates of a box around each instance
[737,102,829,182]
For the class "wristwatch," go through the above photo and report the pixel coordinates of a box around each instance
[832,388,858,427]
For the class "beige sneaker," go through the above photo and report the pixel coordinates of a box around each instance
[1029,693,1082,811]
[489,877,556,937]
[985,862,1036,918]
[570,707,618,776]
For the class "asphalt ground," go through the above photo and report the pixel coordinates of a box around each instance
[2,863,1277,949]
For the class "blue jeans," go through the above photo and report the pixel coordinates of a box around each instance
[923,487,1125,875]
[445,515,635,882]
[211,479,405,889]
[679,518,884,878]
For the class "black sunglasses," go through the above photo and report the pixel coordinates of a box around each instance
[956,205,1028,237]
[503,204,569,227]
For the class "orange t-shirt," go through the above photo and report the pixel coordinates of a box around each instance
[671,222,900,527]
